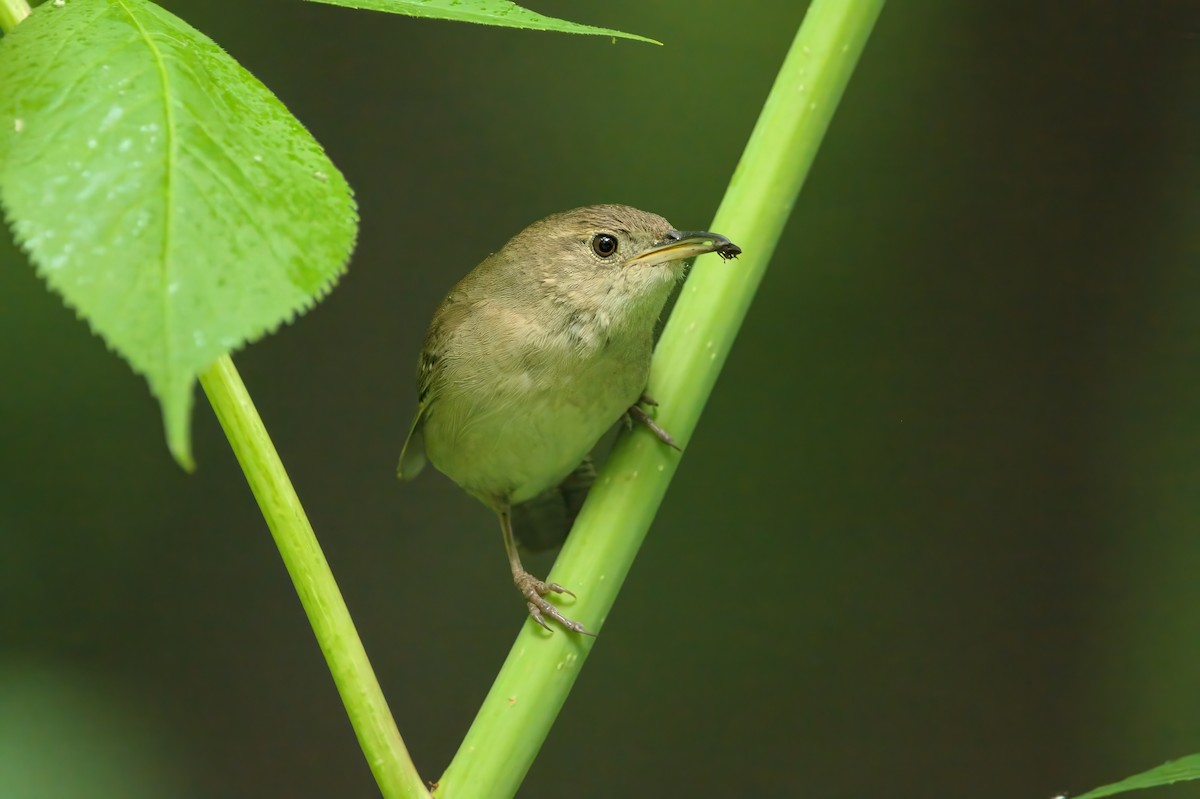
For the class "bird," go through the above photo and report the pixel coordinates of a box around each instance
[398,204,740,634]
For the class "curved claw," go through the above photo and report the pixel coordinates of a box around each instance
[526,601,554,632]
[532,598,594,636]
[504,509,596,635]
[627,404,682,451]
[515,573,594,635]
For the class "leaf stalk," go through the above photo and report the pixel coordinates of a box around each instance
[200,356,430,799]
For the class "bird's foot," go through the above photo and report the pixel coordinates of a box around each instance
[514,570,595,636]
[626,397,681,451]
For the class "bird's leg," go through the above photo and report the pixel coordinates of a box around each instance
[626,392,681,451]
[499,507,595,636]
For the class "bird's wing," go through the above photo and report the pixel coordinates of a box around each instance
[396,403,427,480]
[397,291,473,481]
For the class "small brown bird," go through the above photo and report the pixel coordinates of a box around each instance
[398,205,740,634]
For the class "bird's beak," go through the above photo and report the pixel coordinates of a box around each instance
[626,229,742,267]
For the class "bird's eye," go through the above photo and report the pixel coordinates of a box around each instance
[591,233,619,258]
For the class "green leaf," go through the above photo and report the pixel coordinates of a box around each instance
[1074,754,1200,799]
[0,0,358,469]
[303,0,660,45]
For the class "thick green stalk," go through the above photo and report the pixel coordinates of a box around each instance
[435,2,886,797]
[199,356,429,799]
[0,0,31,33]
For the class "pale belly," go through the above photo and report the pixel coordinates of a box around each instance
[422,344,648,506]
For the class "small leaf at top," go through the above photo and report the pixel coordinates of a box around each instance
[1074,753,1200,799]
[304,0,660,45]
[0,0,358,469]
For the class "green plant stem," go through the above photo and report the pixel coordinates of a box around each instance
[0,0,31,34]
[199,356,429,799]
[435,2,885,797]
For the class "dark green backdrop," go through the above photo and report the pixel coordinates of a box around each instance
[1,2,1198,797]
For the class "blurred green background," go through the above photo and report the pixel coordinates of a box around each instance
[1,1,1198,797]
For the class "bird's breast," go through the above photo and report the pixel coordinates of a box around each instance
[422,323,651,506]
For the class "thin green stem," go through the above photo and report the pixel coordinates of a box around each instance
[435,2,885,797]
[3,0,415,792]
[0,0,31,34]
[199,356,429,799]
